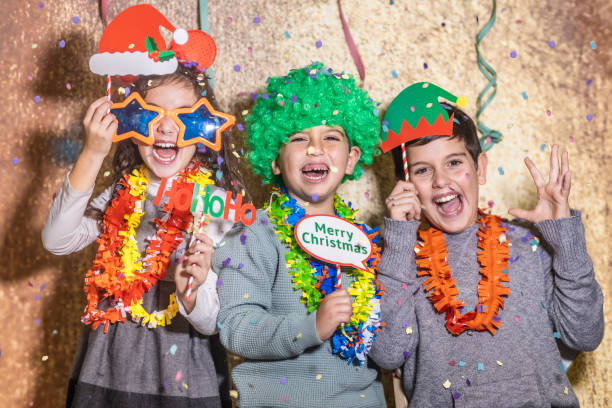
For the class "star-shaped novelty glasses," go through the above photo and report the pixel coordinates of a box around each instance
[110,92,235,150]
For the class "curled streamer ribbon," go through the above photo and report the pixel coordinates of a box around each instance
[475,0,503,152]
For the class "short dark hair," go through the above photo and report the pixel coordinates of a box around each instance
[391,103,480,180]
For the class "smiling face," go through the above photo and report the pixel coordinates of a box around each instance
[271,125,361,214]
[407,136,487,233]
[134,81,198,180]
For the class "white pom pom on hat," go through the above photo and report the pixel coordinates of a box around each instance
[173,28,189,45]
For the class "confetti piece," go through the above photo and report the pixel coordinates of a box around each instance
[227,17,233,24]
[42,355,48,361]
[553,331,561,339]
[459,361,466,366]
[521,91,528,100]
[103,171,110,177]
[237,123,244,131]
[548,40,556,48]
[541,301,547,309]
[233,65,241,72]
[312,193,319,202]
[216,169,223,180]
[315,40,322,48]
[496,360,503,366]
[510,50,517,58]
[498,167,504,175]
[253,16,261,24]
[397,298,403,306]
[72,16,80,23]
[364,192,370,199]
[238,263,244,269]
[290,95,297,103]
[217,321,224,329]
[222,258,231,267]
[296,332,302,339]
[175,371,182,381]
[35,319,40,326]
[589,41,596,49]
[59,40,66,48]
[540,144,546,151]
[449,360,456,366]
[34,96,41,103]
[453,392,461,399]
[284,30,290,38]
[403,351,410,358]
[280,377,287,384]
[12,158,18,165]
[66,83,71,90]
[405,326,413,335]
[52,329,58,335]
[169,344,178,355]
[229,390,238,398]
[586,114,593,121]
[243,293,250,299]
[39,2,44,8]
[315,374,323,380]
[477,362,484,371]
[443,380,451,389]
[564,386,569,395]
[546,109,551,116]
[391,70,398,78]
[586,79,593,86]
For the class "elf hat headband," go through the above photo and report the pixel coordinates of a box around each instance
[380,82,467,153]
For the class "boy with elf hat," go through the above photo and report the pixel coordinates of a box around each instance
[213,62,387,406]
[369,82,604,407]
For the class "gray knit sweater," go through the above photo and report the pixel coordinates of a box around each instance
[369,211,604,407]
[214,211,386,407]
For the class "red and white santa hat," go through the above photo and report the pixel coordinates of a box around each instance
[89,4,216,76]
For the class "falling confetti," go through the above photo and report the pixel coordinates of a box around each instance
[548,40,556,48]
[175,370,182,381]
[72,16,80,23]
[12,158,18,165]
[510,50,517,58]
[443,379,451,389]
[586,114,593,121]
[521,91,528,100]
[405,326,413,335]
[498,167,504,175]
[589,40,596,49]
[315,40,322,48]
[59,40,66,48]
[42,355,49,361]
[169,344,178,355]
[34,96,41,103]
[391,70,398,78]
[280,378,287,384]
[284,30,290,38]
[233,65,241,72]
[477,362,484,371]
[315,374,323,380]
[253,16,261,24]
[222,258,231,267]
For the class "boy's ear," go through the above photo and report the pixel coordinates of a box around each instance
[270,157,281,175]
[477,152,488,185]
[344,146,362,175]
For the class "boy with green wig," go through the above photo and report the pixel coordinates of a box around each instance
[213,62,387,406]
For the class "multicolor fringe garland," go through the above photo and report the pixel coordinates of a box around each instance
[82,160,214,332]
[266,187,385,365]
[414,210,510,335]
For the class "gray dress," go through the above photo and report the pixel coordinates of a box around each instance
[42,173,233,408]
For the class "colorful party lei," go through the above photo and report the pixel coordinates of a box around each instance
[82,160,213,333]
[414,210,510,335]
[267,187,385,365]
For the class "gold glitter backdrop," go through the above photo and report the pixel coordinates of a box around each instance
[0,1,609,407]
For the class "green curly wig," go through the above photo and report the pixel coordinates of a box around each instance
[246,62,381,184]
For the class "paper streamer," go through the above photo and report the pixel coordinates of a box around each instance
[338,0,365,85]
[475,0,503,152]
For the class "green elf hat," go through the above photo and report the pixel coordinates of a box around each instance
[380,82,467,153]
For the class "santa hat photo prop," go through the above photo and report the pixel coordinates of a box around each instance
[90,4,189,76]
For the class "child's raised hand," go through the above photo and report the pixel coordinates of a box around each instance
[175,233,214,314]
[82,96,117,157]
[386,180,422,221]
[315,289,352,341]
[509,144,571,223]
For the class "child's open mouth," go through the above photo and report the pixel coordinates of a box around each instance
[434,192,463,216]
[152,142,178,164]
[301,163,329,183]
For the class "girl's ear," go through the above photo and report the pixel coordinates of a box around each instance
[344,146,362,175]
[271,157,281,175]
[477,152,488,185]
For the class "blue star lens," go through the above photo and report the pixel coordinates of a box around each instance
[178,104,226,144]
[112,99,160,137]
